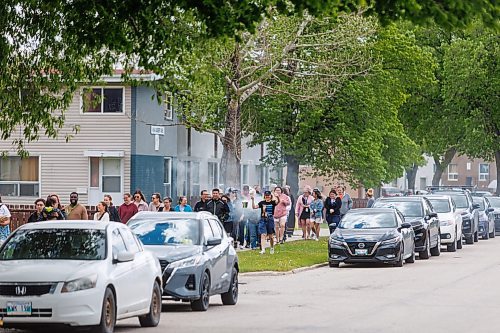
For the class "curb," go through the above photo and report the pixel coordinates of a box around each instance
[240,262,329,277]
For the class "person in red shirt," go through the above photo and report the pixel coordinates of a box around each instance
[118,193,138,224]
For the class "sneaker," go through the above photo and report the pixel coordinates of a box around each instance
[245,244,250,249]
[270,247,275,254]
[259,249,266,255]
[280,240,284,245]
[239,244,244,250]
[315,238,319,241]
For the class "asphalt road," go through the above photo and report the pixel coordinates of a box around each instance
[5,236,500,333]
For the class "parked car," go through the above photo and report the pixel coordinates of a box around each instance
[485,196,500,235]
[127,211,239,312]
[472,196,496,239]
[0,221,162,333]
[372,197,441,259]
[431,190,480,244]
[328,208,415,267]
[381,187,404,197]
[425,195,463,252]
[471,190,493,197]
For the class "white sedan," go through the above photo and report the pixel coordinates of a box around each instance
[0,221,162,332]
[426,195,463,252]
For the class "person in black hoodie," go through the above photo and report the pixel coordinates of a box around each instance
[206,188,230,226]
[324,189,342,234]
[104,194,121,222]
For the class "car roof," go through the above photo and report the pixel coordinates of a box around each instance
[376,196,423,202]
[422,195,452,200]
[129,211,214,220]
[19,221,110,230]
[348,208,396,214]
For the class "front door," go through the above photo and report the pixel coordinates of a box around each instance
[89,157,124,206]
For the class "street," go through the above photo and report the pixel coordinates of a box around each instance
[108,237,500,333]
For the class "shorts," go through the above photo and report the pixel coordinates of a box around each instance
[274,216,287,226]
[313,217,323,224]
[258,216,275,235]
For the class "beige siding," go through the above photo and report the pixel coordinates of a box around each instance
[0,87,132,205]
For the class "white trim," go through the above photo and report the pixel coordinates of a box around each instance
[80,86,125,114]
[84,150,124,157]
[101,73,163,82]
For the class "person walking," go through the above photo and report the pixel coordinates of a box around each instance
[310,189,324,241]
[206,188,230,224]
[162,197,175,211]
[324,189,342,234]
[133,190,149,212]
[273,186,290,244]
[118,193,138,224]
[149,193,164,212]
[366,188,375,208]
[64,192,88,220]
[221,194,234,236]
[239,185,251,249]
[45,197,65,220]
[337,186,353,218]
[175,196,193,212]
[296,186,313,239]
[229,189,244,248]
[103,195,121,222]
[27,198,48,223]
[251,190,279,254]
[93,201,110,222]
[0,196,11,245]
[194,190,210,212]
[284,185,295,240]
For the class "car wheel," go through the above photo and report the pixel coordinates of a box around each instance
[394,244,404,267]
[465,234,474,244]
[447,234,457,252]
[474,230,478,242]
[329,261,339,268]
[419,236,431,260]
[405,246,415,264]
[191,271,210,312]
[90,287,115,333]
[430,233,441,256]
[221,267,238,305]
[139,281,162,327]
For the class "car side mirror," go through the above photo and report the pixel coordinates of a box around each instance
[473,204,480,210]
[486,208,494,213]
[206,237,222,246]
[114,251,135,263]
[429,212,438,218]
[400,222,412,229]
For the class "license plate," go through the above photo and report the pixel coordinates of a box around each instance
[355,249,368,256]
[6,301,32,316]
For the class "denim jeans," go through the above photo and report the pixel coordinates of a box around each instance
[237,220,247,245]
[248,222,259,249]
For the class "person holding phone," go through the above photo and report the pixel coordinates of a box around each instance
[251,190,279,254]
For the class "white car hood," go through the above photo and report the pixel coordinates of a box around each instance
[437,212,455,221]
[0,260,102,282]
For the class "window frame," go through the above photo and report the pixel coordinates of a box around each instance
[88,157,123,193]
[0,156,40,197]
[479,163,489,181]
[447,164,458,181]
[241,164,249,186]
[80,86,125,114]
[208,161,219,190]
[163,157,172,197]
[163,92,173,120]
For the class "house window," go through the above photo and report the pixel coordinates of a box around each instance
[192,162,200,195]
[260,166,270,188]
[164,93,173,120]
[89,157,122,192]
[0,156,39,197]
[448,164,458,181]
[466,162,471,171]
[419,177,427,190]
[208,162,219,190]
[82,87,124,113]
[163,157,172,197]
[479,164,489,181]
[241,164,249,186]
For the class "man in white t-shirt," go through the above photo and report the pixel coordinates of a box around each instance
[0,196,12,243]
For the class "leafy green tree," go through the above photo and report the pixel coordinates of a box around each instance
[442,23,499,194]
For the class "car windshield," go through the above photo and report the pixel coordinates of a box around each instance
[0,229,106,260]
[129,219,201,246]
[472,198,485,211]
[428,199,451,213]
[373,201,423,217]
[449,194,469,208]
[339,212,397,229]
[487,197,500,208]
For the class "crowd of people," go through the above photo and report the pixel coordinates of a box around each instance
[0,184,364,253]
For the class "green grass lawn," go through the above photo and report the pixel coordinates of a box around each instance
[238,237,329,273]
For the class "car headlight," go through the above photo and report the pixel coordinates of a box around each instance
[329,237,344,246]
[380,237,401,245]
[168,256,203,269]
[440,220,454,226]
[61,274,97,293]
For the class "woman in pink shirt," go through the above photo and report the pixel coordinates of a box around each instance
[273,186,290,244]
[295,186,313,240]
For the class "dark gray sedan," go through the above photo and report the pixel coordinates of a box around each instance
[127,211,239,311]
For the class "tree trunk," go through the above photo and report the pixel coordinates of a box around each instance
[432,147,456,186]
[220,99,242,189]
[495,150,500,195]
[406,164,419,192]
[285,155,300,197]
